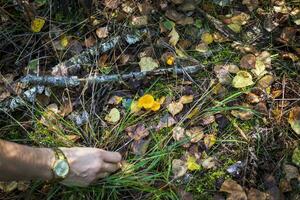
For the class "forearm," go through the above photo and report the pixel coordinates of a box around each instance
[0,139,55,181]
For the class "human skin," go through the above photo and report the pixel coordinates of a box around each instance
[0,139,122,187]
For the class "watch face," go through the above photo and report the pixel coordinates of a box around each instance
[54,160,69,178]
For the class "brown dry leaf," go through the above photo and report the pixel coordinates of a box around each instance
[156,114,177,130]
[214,64,239,85]
[195,42,209,53]
[104,0,120,9]
[165,9,184,22]
[202,157,217,169]
[168,101,184,116]
[96,26,108,39]
[220,179,247,200]
[240,54,256,69]
[0,181,18,193]
[131,138,151,156]
[246,93,260,104]
[247,188,268,200]
[200,114,215,126]
[172,126,185,141]
[172,159,187,178]
[283,164,299,181]
[139,57,159,72]
[257,51,271,69]
[126,124,149,141]
[281,52,299,62]
[231,109,254,120]
[257,75,274,89]
[179,95,194,104]
[177,17,194,25]
[131,16,148,27]
[59,101,73,117]
[213,32,230,43]
[278,27,297,45]
[288,106,300,135]
[230,12,250,26]
[84,36,96,48]
[185,127,204,143]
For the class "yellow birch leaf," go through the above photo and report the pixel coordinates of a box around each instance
[201,32,214,45]
[31,18,45,33]
[187,155,201,171]
[232,71,254,88]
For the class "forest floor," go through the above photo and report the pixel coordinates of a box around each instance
[0,0,300,199]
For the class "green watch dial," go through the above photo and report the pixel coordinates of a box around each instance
[53,160,69,178]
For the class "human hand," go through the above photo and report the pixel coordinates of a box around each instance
[59,147,122,187]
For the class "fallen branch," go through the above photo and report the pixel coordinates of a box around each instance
[22,65,203,87]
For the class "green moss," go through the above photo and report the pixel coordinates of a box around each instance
[187,157,236,199]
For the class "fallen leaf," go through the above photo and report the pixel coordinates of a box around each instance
[139,57,159,72]
[187,155,201,171]
[60,35,69,48]
[242,0,259,11]
[31,18,45,33]
[59,101,73,117]
[168,27,179,46]
[202,157,217,169]
[0,181,18,193]
[131,138,151,155]
[126,124,149,141]
[232,71,254,88]
[185,127,204,143]
[240,54,256,69]
[288,106,300,135]
[246,93,260,104]
[201,32,214,45]
[179,95,194,104]
[130,100,141,114]
[96,26,109,39]
[104,0,120,9]
[200,114,215,126]
[168,101,184,116]
[257,75,274,89]
[105,108,121,124]
[227,23,241,33]
[204,134,217,148]
[165,9,184,22]
[195,42,209,53]
[172,126,185,141]
[231,109,254,120]
[252,60,266,76]
[131,16,148,27]
[108,96,123,105]
[283,164,299,181]
[220,179,247,200]
[84,36,96,48]
[172,159,188,178]
[247,188,268,200]
[156,114,177,130]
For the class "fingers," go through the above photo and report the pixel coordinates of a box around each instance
[99,150,122,163]
[101,162,120,173]
[96,172,110,179]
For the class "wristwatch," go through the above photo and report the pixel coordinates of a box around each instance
[51,148,70,180]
